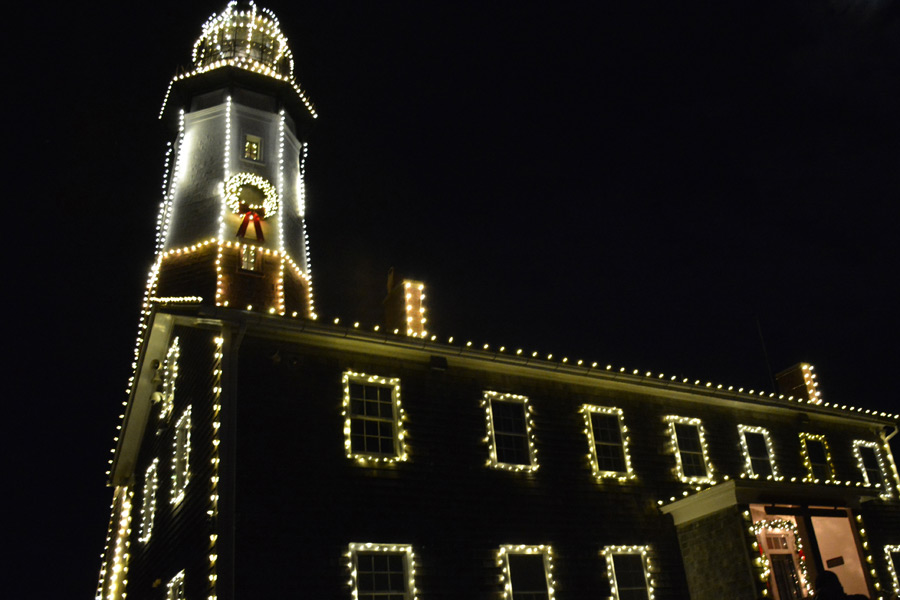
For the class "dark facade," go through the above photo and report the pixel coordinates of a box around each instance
[95,4,900,600]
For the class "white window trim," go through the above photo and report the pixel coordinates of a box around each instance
[483,391,539,472]
[885,545,900,595]
[798,433,835,483]
[664,415,715,484]
[138,458,159,543]
[601,545,654,600]
[341,371,408,465]
[737,424,781,480]
[853,439,892,499]
[347,542,418,600]
[171,405,191,505]
[166,570,185,600]
[580,405,635,481]
[497,544,556,600]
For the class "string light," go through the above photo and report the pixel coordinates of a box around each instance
[664,415,715,485]
[159,337,180,421]
[137,459,159,543]
[884,545,900,595]
[95,487,133,600]
[341,371,409,465]
[798,433,835,483]
[496,545,557,600]
[853,440,893,500]
[737,425,782,481]
[346,543,418,600]
[483,391,540,473]
[171,406,192,505]
[207,336,224,600]
[580,405,636,482]
[601,545,655,600]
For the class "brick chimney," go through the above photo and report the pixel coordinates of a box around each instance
[775,363,822,404]
[383,268,427,337]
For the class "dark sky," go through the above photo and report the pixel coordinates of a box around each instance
[12,0,900,596]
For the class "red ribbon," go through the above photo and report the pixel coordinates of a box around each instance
[236,203,265,242]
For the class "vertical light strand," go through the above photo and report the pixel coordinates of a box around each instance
[208,335,223,600]
[98,486,134,600]
[220,96,232,242]
[276,110,287,314]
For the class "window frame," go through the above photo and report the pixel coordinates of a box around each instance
[798,433,835,483]
[601,545,654,600]
[885,545,900,596]
[737,424,780,480]
[483,391,539,472]
[342,371,408,465]
[171,405,191,505]
[497,544,556,600]
[138,458,159,543]
[853,439,892,499]
[580,404,635,481]
[347,542,418,600]
[664,415,715,484]
[166,570,185,600]
[243,133,263,162]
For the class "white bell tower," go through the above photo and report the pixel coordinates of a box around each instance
[152,0,317,317]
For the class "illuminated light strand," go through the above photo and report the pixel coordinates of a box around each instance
[346,543,418,600]
[801,363,822,405]
[483,391,540,473]
[737,424,782,481]
[96,486,133,600]
[749,518,812,597]
[208,336,224,600]
[853,439,894,500]
[95,493,120,600]
[885,545,900,595]
[854,514,884,595]
[402,281,427,338]
[137,459,159,543]
[580,405,636,482]
[798,433,835,483]
[221,96,232,240]
[297,142,307,217]
[277,110,286,251]
[149,296,204,304]
[154,143,174,255]
[159,337,180,421]
[166,570,186,600]
[496,545,557,600]
[600,545,655,600]
[171,406,192,505]
[341,371,409,465]
[224,172,279,217]
[664,415,716,486]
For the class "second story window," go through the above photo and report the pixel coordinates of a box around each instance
[138,458,159,543]
[799,433,834,483]
[581,405,635,481]
[665,416,714,484]
[738,425,780,480]
[342,371,408,465]
[483,391,539,472]
[601,546,654,600]
[171,406,191,505]
[853,440,892,498]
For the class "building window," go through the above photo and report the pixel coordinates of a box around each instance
[601,546,654,600]
[580,405,635,481]
[853,440,891,498]
[166,570,185,600]
[664,416,714,483]
[497,545,556,600]
[239,244,261,272]
[347,543,417,600]
[243,134,262,161]
[799,433,834,483]
[171,406,191,505]
[885,545,900,596]
[483,391,539,472]
[342,372,408,464]
[138,458,159,543]
[159,337,180,421]
[738,425,780,480]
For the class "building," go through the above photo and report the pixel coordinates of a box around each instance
[95,3,900,599]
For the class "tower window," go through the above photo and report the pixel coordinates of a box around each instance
[484,391,539,472]
[240,245,261,272]
[243,134,262,161]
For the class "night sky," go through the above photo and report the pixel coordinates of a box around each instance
[12,0,900,595]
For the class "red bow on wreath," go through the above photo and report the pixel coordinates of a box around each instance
[236,203,265,242]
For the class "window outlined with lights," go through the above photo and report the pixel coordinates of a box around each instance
[159,337,180,421]
[738,425,780,480]
[601,545,654,600]
[497,544,556,600]
[799,433,834,483]
[166,570,185,600]
[853,439,892,498]
[483,391,539,472]
[171,405,191,505]
[342,371,408,465]
[243,133,263,162]
[885,545,900,595]
[138,458,159,543]
[580,405,635,481]
[347,543,418,600]
[664,415,714,484]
